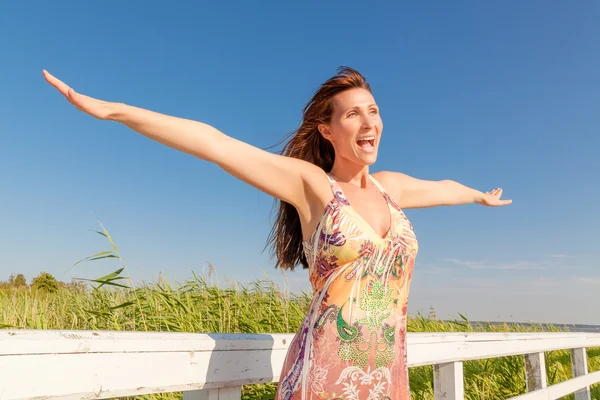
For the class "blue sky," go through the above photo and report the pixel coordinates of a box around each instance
[1,1,599,325]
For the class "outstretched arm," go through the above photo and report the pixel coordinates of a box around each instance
[373,171,512,209]
[42,70,323,212]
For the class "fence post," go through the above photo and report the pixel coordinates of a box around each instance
[434,361,464,400]
[571,347,591,400]
[524,352,547,391]
[183,387,242,400]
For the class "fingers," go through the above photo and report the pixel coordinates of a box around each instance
[490,199,513,206]
[42,70,73,98]
[483,187,512,206]
[43,70,87,112]
[485,188,503,197]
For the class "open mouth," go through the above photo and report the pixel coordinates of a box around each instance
[356,136,375,150]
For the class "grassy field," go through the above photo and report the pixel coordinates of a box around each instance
[2,226,598,399]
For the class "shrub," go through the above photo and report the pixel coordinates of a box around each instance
[31,272,59,293]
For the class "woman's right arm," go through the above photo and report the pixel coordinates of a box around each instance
[43,71,325,213]
[111,103,321,207]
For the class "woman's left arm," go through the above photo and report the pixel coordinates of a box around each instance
[372,171,512,209]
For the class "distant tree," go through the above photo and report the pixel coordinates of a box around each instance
[9,273,27,288]
[31,272,59,293]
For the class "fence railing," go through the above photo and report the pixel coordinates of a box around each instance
[2,330,600,399]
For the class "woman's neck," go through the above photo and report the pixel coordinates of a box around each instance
[328,162,370,188]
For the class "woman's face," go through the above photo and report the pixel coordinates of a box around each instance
[320,88,383,167]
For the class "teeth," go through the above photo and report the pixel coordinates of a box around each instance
[358,136,375,141]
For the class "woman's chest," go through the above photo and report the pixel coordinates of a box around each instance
[305,206,418,281]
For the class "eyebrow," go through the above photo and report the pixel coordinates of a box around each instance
[344,103,378,112]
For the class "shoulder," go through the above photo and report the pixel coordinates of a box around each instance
[371,170,411,199]
[371,170,415,186]
[372,170,410,182]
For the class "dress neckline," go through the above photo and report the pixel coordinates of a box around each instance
[326,174,394,241]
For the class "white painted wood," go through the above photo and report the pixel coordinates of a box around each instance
[510,370,600,399]
[434,361,464,400]
[3,330,600,367]
[182,387,241,400]
[524,352,547,391]
[183,389,215,400]
[2,330,600,399]
[0,330,295,355]
[218,386,242,400]
[407,332,600,367]
[571,347,591,400]
[0,349,284,399]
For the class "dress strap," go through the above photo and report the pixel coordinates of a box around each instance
[327,173,393,204]
[369,174,402,212]
[325,173,346,198]
[368,174,388,195]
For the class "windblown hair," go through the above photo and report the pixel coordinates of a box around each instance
[266,66,372,271]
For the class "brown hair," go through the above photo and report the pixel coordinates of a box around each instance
[266,66,372,271]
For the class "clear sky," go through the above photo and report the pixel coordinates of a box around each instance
[1,1,599,325]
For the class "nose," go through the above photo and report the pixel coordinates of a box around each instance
[361,113,375,129]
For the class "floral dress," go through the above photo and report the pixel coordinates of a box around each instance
[276,174,419,400]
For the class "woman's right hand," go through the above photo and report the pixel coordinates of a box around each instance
[43,70,117,121]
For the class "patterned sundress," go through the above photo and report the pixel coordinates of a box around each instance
[276,174,419,400]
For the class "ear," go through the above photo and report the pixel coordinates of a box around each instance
[318,123,333,142]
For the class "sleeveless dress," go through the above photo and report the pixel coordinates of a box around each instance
[276,174,419,400]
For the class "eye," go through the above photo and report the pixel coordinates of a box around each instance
[369,108,378,115]
[347,111,358,117]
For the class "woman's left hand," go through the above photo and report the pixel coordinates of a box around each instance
[477,188,512,207]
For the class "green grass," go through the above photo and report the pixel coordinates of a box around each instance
[2,224,598,400]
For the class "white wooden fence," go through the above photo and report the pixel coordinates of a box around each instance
[1,330,600,400]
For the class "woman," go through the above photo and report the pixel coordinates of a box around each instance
[43,67,511,400]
